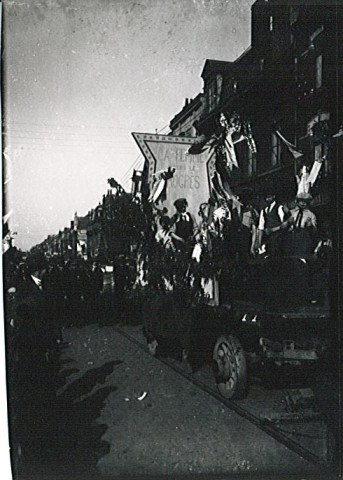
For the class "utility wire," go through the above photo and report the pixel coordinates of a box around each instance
[119,123,170,185]
[3,121,141,131]
[120,153,145,183]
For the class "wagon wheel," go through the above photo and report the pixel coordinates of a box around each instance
[212,335,247,399]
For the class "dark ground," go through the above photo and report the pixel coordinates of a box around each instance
[4,288,340,480]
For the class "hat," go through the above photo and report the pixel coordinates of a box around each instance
[259,183,277,198]
[173,198,188,210]
[296,192,313,202]
[159,215,171,228]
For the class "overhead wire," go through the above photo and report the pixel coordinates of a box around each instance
[119,123,170,185]
[120,155,144,184]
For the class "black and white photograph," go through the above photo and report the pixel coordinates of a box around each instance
[1,0,341,479]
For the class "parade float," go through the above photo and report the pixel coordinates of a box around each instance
[131,113,336,401]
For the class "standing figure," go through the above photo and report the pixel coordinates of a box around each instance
[280,192,318,305]
[256,190,289,256]
[296,157,324,196]
[155,215,180,251]
[282,192,317,257]
[170,198,198,254]
[296,165,311,196]
[240,193,259,256]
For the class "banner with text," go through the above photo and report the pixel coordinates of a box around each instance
[132,133,215,218]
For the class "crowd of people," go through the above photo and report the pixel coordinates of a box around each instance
[3,182,332,314]
[153,190,325,259]
[140,186,332,306]
[4,255,106,340]
[2,176,336,474]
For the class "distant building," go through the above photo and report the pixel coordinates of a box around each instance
[187,0,341,224]
[74,213,89,259]
[169,94,204,136]
[87,205,104,260]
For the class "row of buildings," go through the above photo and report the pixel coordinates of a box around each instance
[33,0,342,261]
[134,0,342,230]
[31,190,119,262]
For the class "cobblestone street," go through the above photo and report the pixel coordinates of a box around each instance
[47,321,328,479]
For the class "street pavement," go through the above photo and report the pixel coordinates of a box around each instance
[57,322,326,479]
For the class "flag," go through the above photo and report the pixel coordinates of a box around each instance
[276,130,303,159]
[224,131,239,169]
[148,177,166,204]
[307,158,323,185]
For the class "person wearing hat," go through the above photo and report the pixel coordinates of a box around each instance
[256,189,289,255]
[170,198,198,253]
[289,192,317,228]
[281,192,317,257]
[277,192,318,305]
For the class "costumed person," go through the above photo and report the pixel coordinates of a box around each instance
[155,215,181,252]
[210,113,242,215]
[154,215,181,291]
[296,157,325,196]
[282,192,317,257]
[240,192,259,256]
[192,201,219,303]
[212,198,232,239]
[193,201,217,260]
[170,198,198,254]
[148,167,176,205]
[280,192,317,305]
[256,188,289,256]
[296,165,311,196]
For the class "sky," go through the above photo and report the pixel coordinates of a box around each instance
[2,0,255,251]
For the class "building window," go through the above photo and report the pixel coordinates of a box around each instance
[269,16,273,32]
[316,55,322,89]
[271,132,281,167]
